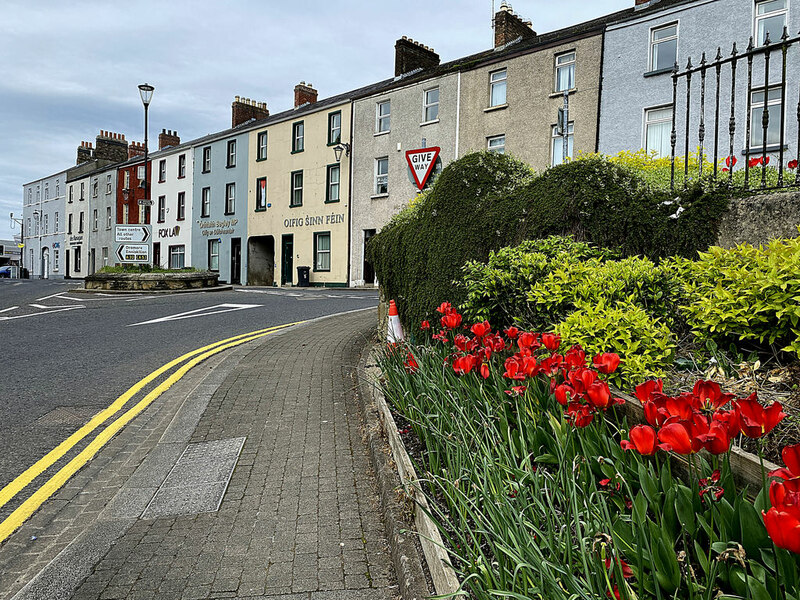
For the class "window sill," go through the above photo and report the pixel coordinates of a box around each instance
[371,193,389,199]
[313,270,331,273]
[226,164,236,169]
[254,207,267,212]
[290,149,304,155]
[327,141,341,147]
[177,175,186,179]
[374,130,390,137]
[290,204,303,209]
[644,67,675,78]
[177,217,185,221]
[223,212,235,216]
[741,144,788,155]
[484,104,508,113]
[549,88,577,98]
[256,157,268,162]
[420,119,440,127]
[324,199,341,204]
[201,170,210,174]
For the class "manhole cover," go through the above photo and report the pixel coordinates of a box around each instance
[36,406,100,426]
[141,437,246,519]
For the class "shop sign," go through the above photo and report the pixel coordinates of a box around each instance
[283,213,346,228]
[198,219,238,237]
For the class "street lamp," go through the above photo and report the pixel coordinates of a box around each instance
[333,142,351,163]
[9,213,23,275]
[138,83,154,221]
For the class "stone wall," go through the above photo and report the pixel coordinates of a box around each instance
[716,190,800,248]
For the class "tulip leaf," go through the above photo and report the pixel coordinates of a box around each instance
[649,521,681,593]
[739,500,770,557]
[693,539,709,576]
[759,548,776,570]
[674,484,696,536]
[638,462,659,504]
[533,453,557,464]
[660,461,672,494]
[661,487,678,538]
[632,491,648,528]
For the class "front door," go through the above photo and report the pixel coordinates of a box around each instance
[281,235,293,286]
[153,243,161,269]
[89,248,96,275]
[363,229,376,285]
[65,249,71,279]
[231,238,241,285]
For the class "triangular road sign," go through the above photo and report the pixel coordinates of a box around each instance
[405,146,441,190]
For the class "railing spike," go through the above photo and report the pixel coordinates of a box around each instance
[764,31,771,46]
[747,37,754,52]
[686,56,693,69]
[782,26,789,42]
[715,47,723,61]
[673,60,679,74]
[701,51,707,66]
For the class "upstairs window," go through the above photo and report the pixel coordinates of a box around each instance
[291,171,304,207]
[376,101,391,133]
[225,183,235,214]
[157,196,166,222]
[257,131,268,160]
[555,51,576,92]
[490,69,507,107]
[423,87,439,122]
[256,177,267,211]
[201,187,211,217]
[326,164,340,203]
[202,147,211,173]
[328,112,341,145]
[227,140,237,167]
[375,157,389,195]
[106,174,112,193]
[650,23,678,72]
[178,154,186,178]
[487,135,506,154]
[292,122,304,153]
[756,0,787,45]
[158,159,166,182]
[177,192,185,220]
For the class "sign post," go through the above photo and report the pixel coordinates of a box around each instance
[405,147,441,191]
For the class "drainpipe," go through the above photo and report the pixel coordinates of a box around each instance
[595,29,607,154]
[346,100,354,287]
[455,71,462,158]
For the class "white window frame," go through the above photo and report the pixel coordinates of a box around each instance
[106,207,111,229]
[169,245,185,269]
[375,157,389,195]
[124,171,130,189]
[137,166,145,181]
[79,211,85,233]
[92,209,98,231]
[487,135,506,154]
[225,183,235,214]
[423,87,439,123]
[256,177,267,211]
[314,232,331,272]
[159,159,166,182]
[202,147,211,172]
[755,0,787,45]
[376,101,391,133]
[55,211,59,233]
[257,131,268,160]
[54,249,59,272]
[291,171,304,207]
[327,164,340,202]
[749,85,784,148]
[227,139,237,167]
[106,174,112,193]
[644,105,673,158]
[208,239,220,271]
[177,192,186,220]
[201,187,211,217]
[649,22,679,72]
[178,154,186,177]
[158,195,166,222]
[489,69,507,107]
[292,122,304,152]
[44,213,48,234]
[555,51,576,92]
[551,122,574,166]
[328,112,341,145]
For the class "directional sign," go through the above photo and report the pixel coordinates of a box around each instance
[137,199,154,206]
[405,146,441,190]
[115,225,151,243]
[116,244,150,263]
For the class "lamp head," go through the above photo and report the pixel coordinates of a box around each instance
[138,83,155,107]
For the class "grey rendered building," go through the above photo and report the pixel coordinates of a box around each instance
[22,170,67,279]
[599,0,799,166]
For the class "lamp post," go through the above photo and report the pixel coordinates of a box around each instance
[138,83,154,268]
[9,213,23,278]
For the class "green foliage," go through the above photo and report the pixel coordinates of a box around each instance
[676,235,800,357]
[556,300,676,386]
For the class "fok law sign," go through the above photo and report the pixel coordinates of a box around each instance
[405,147,440,190]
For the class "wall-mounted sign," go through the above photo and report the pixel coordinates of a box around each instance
[68,235,84,246]
[158,225,181,239]
[406,146,441,190]
[198,219,238,237]
[283,213,346,229]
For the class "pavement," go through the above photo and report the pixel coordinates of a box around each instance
[0,308,399,600]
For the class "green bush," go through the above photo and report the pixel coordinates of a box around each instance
[676,235,800,357]
[556,299,676,386]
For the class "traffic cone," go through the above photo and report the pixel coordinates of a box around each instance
[387,299,405,344]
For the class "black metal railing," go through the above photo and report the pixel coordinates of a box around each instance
[670,27,800,191]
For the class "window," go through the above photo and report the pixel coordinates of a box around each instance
[44,214,49,234]
[55,211,59,233]
[227,140,236,167]
[106,174,112,193]
[326,164,340,203]
[376,101,390,133]
[69,185,73,203]
[45,185,49,200]
[292,122,304,153]
[490,69,507,107]
[314,232,331,272]
[138,203,145,224]
[750,86,783,148]
[101,247,108,267]
[551,122,574,166]
[555,51,576,92]
[74,247,81,272]
[158,159,166,182]
[201,187,211,217]
[756,0,787,45]
[328,112,341,145]
[124,170,130,189]
[645,106,673,157]
[178,154,186,178]
[123,204,129,224]
[202,147,211,172]
[92,209,98,231]
[225,183,235,214]
[137,166,145,180]
[257,131,268,160]
[487,135,506,154]
[169,245,185,269]
[650,23,678,72]
[56,182,60,197]
[79,212,85,233]
[290,171,303,207]
[92,179,98,197]
[80,182,85,200]
[375,157,389,195]
[28,189,31,203]
[158,195,166,222]
[54,249,59,271]
[208,240,220,271]
[177,192,185,220]
[423,87,439,122]
[256,177,267,211]
[106,207,111,229]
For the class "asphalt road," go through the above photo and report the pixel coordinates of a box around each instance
[0,278,378,516]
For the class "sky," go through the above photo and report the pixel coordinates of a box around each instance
[0,0,633,240]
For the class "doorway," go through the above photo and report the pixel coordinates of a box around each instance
[247,236,275,286]
[281,234,293,286]
[65,249,71,278]
[153,243,161,269]
[89,248,96,275]
[41,247,50,279]
[363,229,376,285]
[231,238,242,285]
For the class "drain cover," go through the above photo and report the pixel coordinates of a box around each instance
[36,406,100,426]
[141,437,246,520]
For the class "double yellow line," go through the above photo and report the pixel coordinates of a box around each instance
[0,321,303,544]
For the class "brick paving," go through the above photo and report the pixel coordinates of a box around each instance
[1,310,396,600]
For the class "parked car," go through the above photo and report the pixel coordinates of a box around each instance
[0,266,11,278]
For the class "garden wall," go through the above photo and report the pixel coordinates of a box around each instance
[716,189,800,248]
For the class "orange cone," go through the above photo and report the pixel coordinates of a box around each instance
[387,299,405,343]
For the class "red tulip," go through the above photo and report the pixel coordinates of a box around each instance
[593,352,621,375]
[604,557,634,579]
[566,402,594,427]
[504,385,527,396]
[789,159,799,169]
[471,321,491,338]
[569,367,598,394]
[693,380,734,410]
[436,302,452,314]
[480,362,490,380]
[749,156,762,168]
[452,354,477,375]
[504,326,519,339]
[635,380,664,404]
[725,155,737,168]
[517,332,539,351]
[621,425,659,455]
[586,381,612,409]
[696,420,731,455]
[554,384,573,406]
[420,320,431,330]
[503,357,525,381]
[713,407,741,438]
[564,345,587,370]
[441,311,463,330]
[764,156,771,165]
[737,396,786,438]
[643,400,667,427]
[769,443,800,481]
[541,333,561,352]
[403,352,419,373]
[521,356,539,377]
[763,507,800,554]
[658,422,697,454]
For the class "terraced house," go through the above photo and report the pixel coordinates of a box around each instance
[22,169,67,279]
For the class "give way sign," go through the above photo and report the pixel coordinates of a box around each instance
[405,147,440,190]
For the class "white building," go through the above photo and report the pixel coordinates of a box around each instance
[22,170,68,279]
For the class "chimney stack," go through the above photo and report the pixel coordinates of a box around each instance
[635,0,658,7]
[158,129,181,150]
[394,37,440,77]
[494,2,536,48]
[77,141,94,165]
[231,96,270,127]
[95,130,128,162]
[294,82,318,108]
[128,141,145,159]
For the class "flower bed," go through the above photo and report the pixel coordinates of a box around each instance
[378,303,800,599]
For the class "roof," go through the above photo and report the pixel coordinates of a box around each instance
[605,0,704,28]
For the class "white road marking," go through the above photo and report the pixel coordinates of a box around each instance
[36,292,67,301]
[0,306,85,321]
[125,295,155,302]
[128,303,262,327]
[0,306,19,314]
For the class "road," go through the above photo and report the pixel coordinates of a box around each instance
[0,279,378,522]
